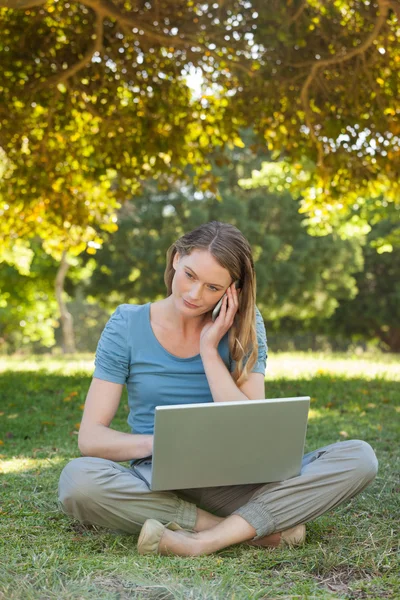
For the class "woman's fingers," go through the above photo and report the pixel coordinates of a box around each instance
[217,284,239,326]
[226,287,238,322]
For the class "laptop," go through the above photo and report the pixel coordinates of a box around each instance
[131,396,310,491]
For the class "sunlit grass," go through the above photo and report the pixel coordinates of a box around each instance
[0,456,64,474]
[0,353,95,375]
[265,351,400,381]
[1,350,399,380]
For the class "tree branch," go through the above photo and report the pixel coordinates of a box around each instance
[0,0,46,8]
[288,0,307,25]
[33,10,104,90]
[289,0,390,69]
[388,0,400,20]
[299,63,325,167]
[297,0,390,168]
[81,0,254,77]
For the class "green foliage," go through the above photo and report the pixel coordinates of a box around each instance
[239,158,400,250]
[75,137,363,334]
[243,0,400,233]
[0,238,59,351]
[327,220,400,351]
[1,0,399,259]
[0,0,247,259]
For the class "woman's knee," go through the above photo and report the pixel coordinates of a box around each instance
[350,439,379,484]
[58,456,105,515]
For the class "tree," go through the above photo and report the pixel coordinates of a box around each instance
[1,133,367,352]
[1,1,399,351]
[1,0,399,244]
[74,136,363,333]
[238,157,400,251]
[0,238,59,352]
[0,0,247,350]
[327,220,400,351]
[0,0,248,248]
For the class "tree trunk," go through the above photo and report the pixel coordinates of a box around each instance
[378,327,400,353]
[55,250,76,354]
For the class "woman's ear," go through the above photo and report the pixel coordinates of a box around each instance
[172,251,180,271]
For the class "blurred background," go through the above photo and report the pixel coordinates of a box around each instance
[0,0,399,356]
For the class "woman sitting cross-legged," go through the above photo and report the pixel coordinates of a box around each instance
[58,221,378,556]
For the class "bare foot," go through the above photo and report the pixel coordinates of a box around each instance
[158,528,204,557]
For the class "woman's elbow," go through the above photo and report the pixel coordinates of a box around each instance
[78,429,92,456]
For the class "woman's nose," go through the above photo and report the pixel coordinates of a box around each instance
[189,283,202,300]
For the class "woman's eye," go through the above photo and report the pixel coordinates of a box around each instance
[185,272,218,292]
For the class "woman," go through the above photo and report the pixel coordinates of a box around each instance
[58,221,378,556]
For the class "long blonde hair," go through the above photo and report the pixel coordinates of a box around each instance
[164,221,259,386]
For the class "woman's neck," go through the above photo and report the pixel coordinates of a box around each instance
[153,296,209,337]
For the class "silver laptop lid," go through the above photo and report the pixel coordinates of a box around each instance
[151,397,310,491]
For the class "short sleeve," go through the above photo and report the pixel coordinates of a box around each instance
[252,306,268,375]
[230,305,268,376]
[93,305,130,384]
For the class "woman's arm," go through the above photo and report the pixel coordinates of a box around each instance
[201,348,249,403]
[78,378,153,461]
[201,350,266,402]
[199,284,267,403]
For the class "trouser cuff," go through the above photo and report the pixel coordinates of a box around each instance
[232,503,276,540]
[176,498,197,530]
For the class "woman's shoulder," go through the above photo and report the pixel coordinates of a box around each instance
[104,303,149,336]
[112,303,148,319]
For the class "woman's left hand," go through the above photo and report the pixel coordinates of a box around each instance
[200,282,240,355]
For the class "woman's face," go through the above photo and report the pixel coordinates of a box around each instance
[172,249,232,314]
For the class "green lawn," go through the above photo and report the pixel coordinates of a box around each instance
[0,352,399,600]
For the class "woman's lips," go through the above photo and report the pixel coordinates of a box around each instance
[183,299,199,308]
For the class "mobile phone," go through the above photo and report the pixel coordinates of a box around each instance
[212,280,240,322]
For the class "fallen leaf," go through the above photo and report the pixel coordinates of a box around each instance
[339,431,349,438]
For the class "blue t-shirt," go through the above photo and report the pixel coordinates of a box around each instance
[93,302,267,436]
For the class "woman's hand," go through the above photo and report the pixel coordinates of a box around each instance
[200,282,240,355]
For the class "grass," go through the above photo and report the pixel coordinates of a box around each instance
[0,351,399,600]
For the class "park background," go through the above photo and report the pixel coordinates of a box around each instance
[0,0,399,599]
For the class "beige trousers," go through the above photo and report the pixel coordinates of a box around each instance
[58,439,378,540]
